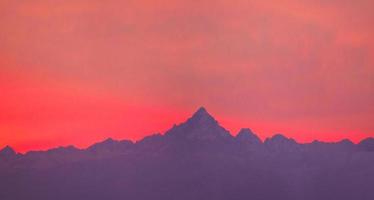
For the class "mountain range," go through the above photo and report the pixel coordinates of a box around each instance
[0,107,373,200]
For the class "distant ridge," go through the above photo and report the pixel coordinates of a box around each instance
[1,107,372,154]
[0,107,373,200]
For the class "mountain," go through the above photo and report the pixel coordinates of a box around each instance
[0,107,373,200]
[357,137,374,151]
[265,133,297,145]
[0,146,16,156]
[0,146,17,161]
[306,139,355,152]
[88,138,134,156]
[264,134,300,152]
[164,107,232,141]
[236,128,261,145]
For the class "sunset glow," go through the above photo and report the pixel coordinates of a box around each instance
[1,0,373,152]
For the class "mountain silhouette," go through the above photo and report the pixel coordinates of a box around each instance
[358,137,374,151]
[88,138,134,157]
[165,107,232,141]
[0,146,18,161]
[0,146,16,156]
[0,107,373,200]
[236,128,261,145]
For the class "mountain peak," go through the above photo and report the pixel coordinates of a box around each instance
[186,106,218,126]
[265,134,296,145]
[237,128,258,138]
[237,128,254,136]
[88,137,133,155]
[103,137,116,143]
[338,139,354,145]
[165,107,232,141]
[358,137,374,151]
[196,106,207,113]
[191,106,213,119]
[89,137,118,148]
[236,128,262,145]
[0,145,17,157]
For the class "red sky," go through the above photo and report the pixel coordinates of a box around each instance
[1,0,373,152]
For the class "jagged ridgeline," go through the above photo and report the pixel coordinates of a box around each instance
[1,107,374,200]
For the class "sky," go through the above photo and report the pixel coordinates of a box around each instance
[1,0,373,152]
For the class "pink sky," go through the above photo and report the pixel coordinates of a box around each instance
[0,0,373,152]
